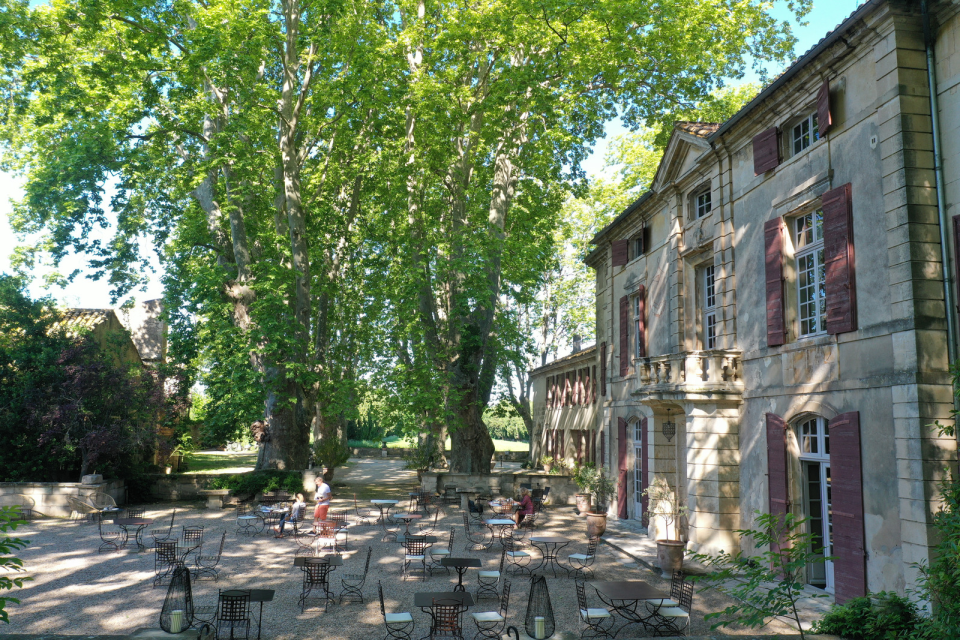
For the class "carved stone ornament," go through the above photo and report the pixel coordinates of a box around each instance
[250,420,270,444]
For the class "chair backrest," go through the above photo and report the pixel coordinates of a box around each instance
[377,581,387,617]
[446,527,455,552]
[432,598,463,635]
[217,590,250,622]
[292,504,305,522]
[499,580,512,617]
[318,520,336,537]
[498,546,506,573]
[183,526,204,546]
[585,535,599,559]
[165,509,177,532]
[236,504,248,518]
[304,558,332,584]
[575,579,589,612]
[404,535,427,556]
[127,507,145,519]
[675,576,694,611]
[670,571,685,601]
[213,531,227,558]
[362,546,372,578]
[330,510,348,528]
[156,539,179,562]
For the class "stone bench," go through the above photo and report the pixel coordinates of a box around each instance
[197,489,230,510]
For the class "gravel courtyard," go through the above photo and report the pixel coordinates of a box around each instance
[4,459,800,638]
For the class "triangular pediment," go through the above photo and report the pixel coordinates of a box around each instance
[650,123,717,193]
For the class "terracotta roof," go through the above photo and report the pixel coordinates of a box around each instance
[528,344,597,375]
[675,122,720,138]
[50,309,114,336]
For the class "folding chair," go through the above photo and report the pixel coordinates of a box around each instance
[340,546,372,604]
[569,536,600,580]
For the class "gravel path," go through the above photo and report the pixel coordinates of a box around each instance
[5,459,799,638]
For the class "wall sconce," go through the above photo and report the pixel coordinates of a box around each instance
[662,410,676,442]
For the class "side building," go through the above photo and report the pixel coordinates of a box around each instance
[572,0,960,604]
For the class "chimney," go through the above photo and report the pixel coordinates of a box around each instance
[572,335,582,354]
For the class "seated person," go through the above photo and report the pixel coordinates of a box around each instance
[275,493,305,538]
[468,498,484,515]
[513,487,534,528]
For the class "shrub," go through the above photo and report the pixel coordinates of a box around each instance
[0,506,31,623]
[812,592,921,639]
[209,471,304,496]
[912,471,960,639]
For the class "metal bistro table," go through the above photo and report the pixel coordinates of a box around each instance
[372,499,400,540]
[439,557,482,592]
[414,591,474,640]
[485,519,515,547]
[114,518,154,551]
[589,580,670,637]
[530,536,571,578]
[392,513,423,536]
[221,589,276,640]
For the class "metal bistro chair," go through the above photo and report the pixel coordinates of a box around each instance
[568,536,600,580]
[645,571,685,608]
[575,579,614,639]
[429,528,456,575]
[195,531,227,581]
[462,511,491,551]
[646,573,693,636]
[154,539,183,588]
[181,525,204,564]
[151,509,177,541]
[503,532,532,575]
[69,496,100,523]
[236,504,260,537]
[418,505,442,536]
[431,597,466,640]
[215,589,252,640]
[299,557,336,612]
[401,535,430,582]
[379,580,415,640]
[316,520,340,555]
[470,580,511,640]
[329,510,351,550]
[292,519,317,557]
[353,493,376,525]
[126,507,145,519]
[340,545,372,604]
[476,547,505,601]
[98,512,124,553]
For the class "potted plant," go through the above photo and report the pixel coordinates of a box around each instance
[586,471,615,537]
[571,462,597,516]
[540,455,554,473]
[642,476,689,574]
[403,437,439,483]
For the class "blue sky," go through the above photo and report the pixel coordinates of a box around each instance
[0,0,862,309]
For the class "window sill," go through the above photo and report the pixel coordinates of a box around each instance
[782,332,835,353]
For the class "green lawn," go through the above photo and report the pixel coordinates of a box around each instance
[182,451,257,474]
[347,437,528,452]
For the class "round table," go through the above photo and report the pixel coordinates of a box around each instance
[440,557,482,592]
[391,512,423,535]
[372,499,400,540]
[530,536,571,577]
[114,518,154,551]
[485,518,515,546]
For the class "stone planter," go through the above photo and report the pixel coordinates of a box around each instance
[586,512,607,538]
[656,540,686,575]
[575,493,592,516]
[198,489,230,510]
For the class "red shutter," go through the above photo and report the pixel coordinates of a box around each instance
[830,411,867,603]
[636,284,646,358]
[617,417,628,519]
[766,412,789,557]
[823,184,857,335]
[817,78,832,135]
[765,218,786,347]
[600,429,606,466]
[590,430,596,463]
[619,296,629,377]
[565,373,571,406]
[611,240,629,267]
[577,369,584,405]
[592,365,597,404]
[600,343,607,397]
[640,417,649,525]
[753,126,781,174]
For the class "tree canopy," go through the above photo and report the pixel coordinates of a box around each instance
[0,0,808,472]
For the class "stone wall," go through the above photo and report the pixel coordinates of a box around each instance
[421,470,581,505]
[0,480,125,518]
[350,447,528,463]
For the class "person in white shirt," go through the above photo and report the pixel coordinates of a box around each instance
[275,493,305,538]
[313,480,332,530]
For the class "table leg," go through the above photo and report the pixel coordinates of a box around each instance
[257,600,264,640]
[454,567,466,592]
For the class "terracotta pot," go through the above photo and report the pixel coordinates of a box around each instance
[586,512,608,538]
[657,540,685,575]
[542,463,553,473]
[575,493,592,516]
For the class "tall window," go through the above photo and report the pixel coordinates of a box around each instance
[792,113,820,155]
[634,296,643,359]
[703,265,717,349]
[795,210,826,337]
[696,190,712,218]
[797,416,833,592]
[633,420,644,519]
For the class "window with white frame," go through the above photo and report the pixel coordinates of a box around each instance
[634,296,643,359]
[703,264,718,349]
[795,210,826,337]
[792,112,820,155]
[696,190,712,218]
[797,416,833,592]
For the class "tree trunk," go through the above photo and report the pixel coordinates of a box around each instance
[258,373,310,470]
[447,389,495,473]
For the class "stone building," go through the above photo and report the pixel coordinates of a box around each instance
[531,0,960,603]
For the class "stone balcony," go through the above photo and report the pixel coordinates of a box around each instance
[632,349,744,403]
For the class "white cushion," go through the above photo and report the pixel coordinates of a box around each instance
[656,606,689,618]
[430,549,451,556]
[645,598,679,607]
[506,551,530,558]
[471,612,505,622]
[580,608,611,619]
[478,570,500,578]
[569,553,592,561]
[238,516,257,521]
[405,554,425,560]
[385,612,413,623]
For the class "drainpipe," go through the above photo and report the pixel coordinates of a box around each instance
[921,0,960,416]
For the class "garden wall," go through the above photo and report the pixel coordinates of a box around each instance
[350,447,528,463]
[421,470,579,504]
[0,480,125,518]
